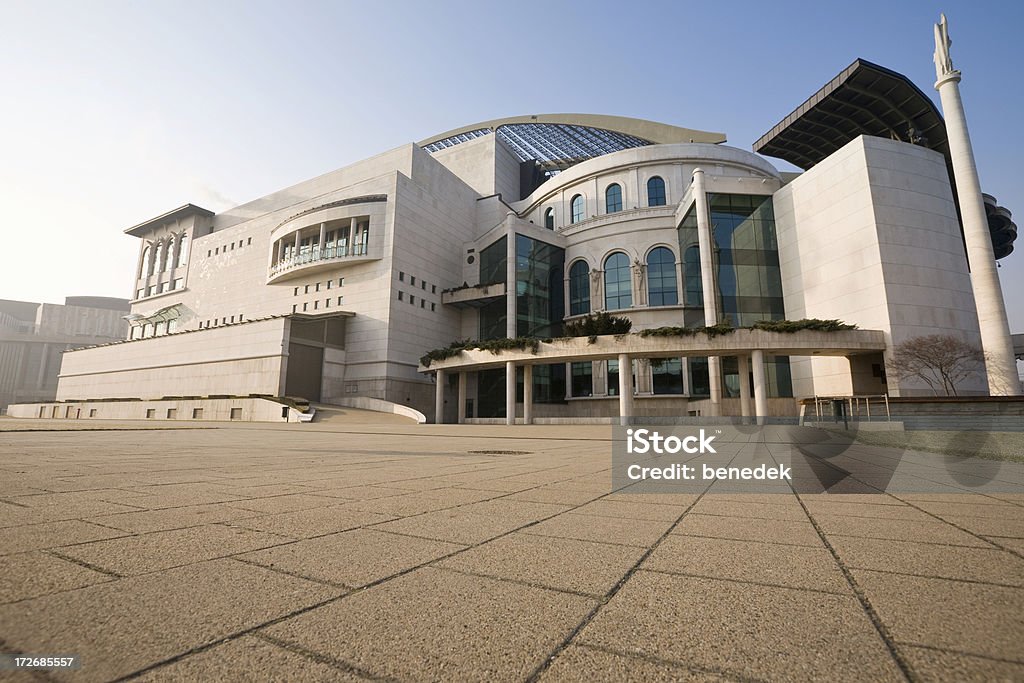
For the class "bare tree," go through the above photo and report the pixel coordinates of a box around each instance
[887,335,984,396]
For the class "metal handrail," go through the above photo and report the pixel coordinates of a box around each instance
[811,394,890,422]
[269,243,369,276]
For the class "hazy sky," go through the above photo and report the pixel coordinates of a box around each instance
[2,1,1022,326]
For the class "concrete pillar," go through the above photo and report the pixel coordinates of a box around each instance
[457,372,467,424]
[523,364,533,425]
[36,343,49,389]
[505,361,516,425]
[277,239,285,265]
[618,353,633,426]
[434,369,445,424]
[317,222,326,258]
[933,16,1019,395]
[738,354,753,419]
[135,243,147,281]
[751,350,768,425]
[293,230,301,259]
[693,168,722,415]
[506,224,517,338]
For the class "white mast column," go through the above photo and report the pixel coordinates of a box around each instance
[933,14,1019,395]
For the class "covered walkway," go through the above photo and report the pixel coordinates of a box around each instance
[419,328,887,425]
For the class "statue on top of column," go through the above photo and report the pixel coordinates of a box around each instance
[933,13,956,80]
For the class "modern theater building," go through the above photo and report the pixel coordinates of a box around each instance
[14,22,1018,424]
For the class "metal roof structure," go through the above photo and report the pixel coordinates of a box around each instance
[421,114,725,174]
[753,59,1015,258]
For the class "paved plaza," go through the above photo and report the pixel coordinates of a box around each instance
[1,413,1023,681]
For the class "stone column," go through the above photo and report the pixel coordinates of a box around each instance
[751,350,768,425]
[317,222,326,258]
[738,354,753,419]
[933,15,1019,395]
[277,239,285,265]
[523,364,533,425]
[506,223,517,338]
[693,169,722,415]
[434,369,445,424]
[505,361,516,425]
[293,230,301,259]
[457,372,467,424]
[618,353,633,426]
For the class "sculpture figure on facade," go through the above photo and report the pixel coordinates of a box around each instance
[933,13,956,80]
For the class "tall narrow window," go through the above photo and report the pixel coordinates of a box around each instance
[141,244,152,278]
[544,207,555,230]
[163,236,175,272]
[604,252,632,310]
[177,233,189,267]
[570,195,584,224]
[646,247,678,306]
[684,246,703,305]
[647,176,667,206]
[569,260,591,316]
[157,241,168,273]
[605,184,622,213]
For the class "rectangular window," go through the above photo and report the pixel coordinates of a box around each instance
[304,284,310,294]
[146,409,156,419]
[398,291,403,301]
[421,300,425,308]
[136,289,144,299]
[325,298,331,308]
[229,316,234,323]
[421,281,426,290]
[294,287,299,296]
[431,303,436,312]
[302,302,308,311]
[410,295,415,305]
[207,250,212,257]
[411,276,416,286]
[192,408,203,419]
[247,237,252,245]
[166,408,177,419]
[313,300,319,310]
[89,409,97,418]
[432,285,436,294]
[571,362,593,397]
[315,283,320,292]
[214,247,219,255]
[230,407,242,420]
[230,242,234,250]
[292,304,297,313]
[326,280,332,289]
[338,278,345,287]
[173,278,183,290]
[337,296,344,305]
[399,272,405,282]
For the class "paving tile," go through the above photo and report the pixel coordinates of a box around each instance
[344,488,496,516]
[57,524,290,575]
[540,644,730,682]
[908,500,1023,520]
[501,486,604,506]
[439,532,644,596]
[569,499,685,522]
[934,515,1024,538]
[576,572,904,681]
[987,536,1024,554]
[239,528,463,587]
[811,514,990,546]
[458,499,571,524]
[671,513,823,547]
[802,500,934,520]
[119,483,248,509]
[133,635,363,682]
[0,520,128,555]
[829,536,1024,586]
[0,558,343,682]
[87,503,263,534]
[644,535,850,594]
[372,509,525,545]
[852,569,1024,661]
[688,498,809,521]
[898,644,1024,682]
[601,491,701,507]
[264,566,595,682]
[228,505,395,539]
[226,493,344,515]
[0,552,114,603]
[523,514,674,547]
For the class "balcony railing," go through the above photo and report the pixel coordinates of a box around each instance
[269,243,368,277]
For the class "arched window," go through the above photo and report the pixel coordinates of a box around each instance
[177,233,189,267]
[140,244,152,278]
[646,247,678,306]
[684,246,702,305]
[570,195,585,224]
[569,260,590,316]
[163,236,175,272]
[604,252,632,310]
[605,184,622,213]
[647,176,666,206]
[544,208,555,230]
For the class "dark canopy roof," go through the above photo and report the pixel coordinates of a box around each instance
[754,59,1014,258]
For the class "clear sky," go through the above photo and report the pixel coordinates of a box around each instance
[1,1,1022,325]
